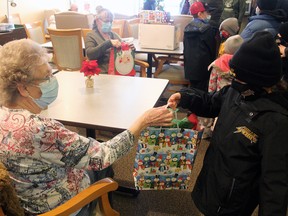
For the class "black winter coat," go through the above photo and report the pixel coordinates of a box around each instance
[178,81,288,216]
[183,19,217,82]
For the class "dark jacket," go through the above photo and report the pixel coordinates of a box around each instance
[202,0,223,28]
[220,0,246,26]
[241,11,287,41]
[178,81,288,216]
[183,19,217,81]
[143,0,156,10]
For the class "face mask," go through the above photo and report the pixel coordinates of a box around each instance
[204,15,211,23]
[220,30,229,39]
[101,22,112,33]
[255,7,260,15]
[31,76,59,109]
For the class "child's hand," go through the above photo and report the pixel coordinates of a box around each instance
[167,93,181,110]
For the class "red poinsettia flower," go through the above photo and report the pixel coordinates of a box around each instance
[80,60,101,77]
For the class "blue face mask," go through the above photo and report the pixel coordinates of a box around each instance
[31,76,59,109]
[204,15,211,23]
[101,22,112,33]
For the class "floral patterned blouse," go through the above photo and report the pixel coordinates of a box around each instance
[0,106,134,214]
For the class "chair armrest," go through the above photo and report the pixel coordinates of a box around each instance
[135,59,149,68]
[38,178,119,216]
[135,59,149,77]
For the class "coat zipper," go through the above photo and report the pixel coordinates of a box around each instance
[228,178,236,200]
[217,178,236,214]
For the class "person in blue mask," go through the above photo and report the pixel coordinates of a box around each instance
[85,8,122,73]
[183,1,217,92]
[0,39,173,215]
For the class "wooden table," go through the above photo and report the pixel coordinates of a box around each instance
[41,71,169,137]
[133,39,184,78]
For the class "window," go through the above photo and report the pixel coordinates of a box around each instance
[72,0,183,16]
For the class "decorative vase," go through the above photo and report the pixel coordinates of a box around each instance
[85,76,94,88]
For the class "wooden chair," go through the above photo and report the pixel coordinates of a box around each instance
[24,21,47,44]
[0,16,7,23]
[154,56,189,84]
[54,12,94,29]
[127,18,140,39]
[9,13,22,24]
[112,19,127,38]
[48,28,85,71]
[82,28,92,39]
[0,162,119,216]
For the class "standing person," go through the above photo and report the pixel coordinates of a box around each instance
[241,0,287,41]
[278,21,288,82]
[202,0,224,28]
[168,31,288,215]
[69,3,78,12]
[183,1,217,92]
[218,17,239,56]
[143,0,156,10]
[208,34,243,92]
[0,39,173,215]
[180,0,191,15]
[85,8,122,73]
[220,0,246,27]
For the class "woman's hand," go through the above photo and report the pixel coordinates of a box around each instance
[167,93,181,110]
[111,39,122,48]
[142,105,173,127]
[129,105,173,138]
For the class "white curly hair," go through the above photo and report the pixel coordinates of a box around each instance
[0,39,49,106]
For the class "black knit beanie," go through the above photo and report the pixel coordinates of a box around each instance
[257,0,278,10]
[229,31,282,87]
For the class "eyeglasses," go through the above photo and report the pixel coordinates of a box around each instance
[30,75,54,86]
[99,18,113,23]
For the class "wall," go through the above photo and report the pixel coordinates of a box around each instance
[0,0,70,24]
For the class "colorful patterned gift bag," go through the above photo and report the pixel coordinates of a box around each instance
[133,124,203,190]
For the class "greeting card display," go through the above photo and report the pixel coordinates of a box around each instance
[108,42,136,76]
[133,126,203,190]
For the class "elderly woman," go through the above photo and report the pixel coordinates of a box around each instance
[0,39,173,215]
[85,8,122,73]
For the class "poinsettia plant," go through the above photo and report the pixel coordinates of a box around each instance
[80,60,101,77]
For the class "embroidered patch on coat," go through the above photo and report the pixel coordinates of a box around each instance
[234,126,258,143]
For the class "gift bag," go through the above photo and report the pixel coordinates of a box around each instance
[139,10,168,24]
[108,42,136,76]
[133,124,203,190]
